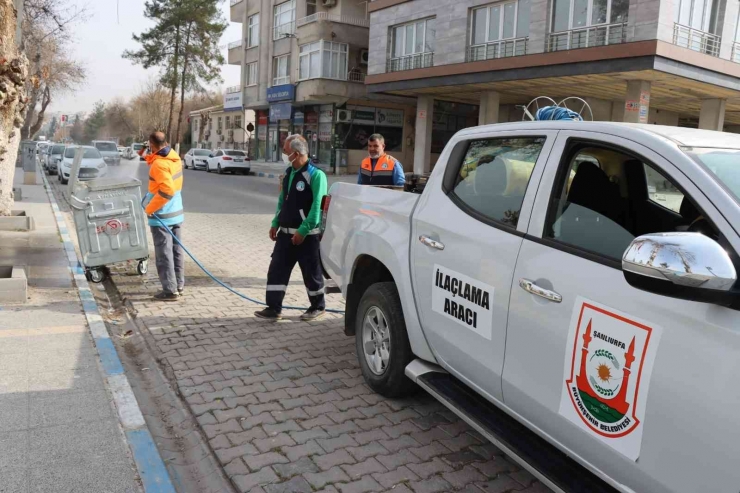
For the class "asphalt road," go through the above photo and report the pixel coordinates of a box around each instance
[113,156,281,215]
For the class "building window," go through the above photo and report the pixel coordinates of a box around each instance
[469,1,530,60]
[247,62,258,86]
[273,55,291,85]
[549,0,628,50]
[248,14,260,47]
[299,41,348,80]
[674,0,719,55]
[306,0,317,16]
[217,117,222,131]
[225,116,231,129]
[234,115,242,129]
[193,119,198,132]
[274,0,296,40]
[389,18,435,72]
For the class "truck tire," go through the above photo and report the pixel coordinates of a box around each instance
[355,282,416,397]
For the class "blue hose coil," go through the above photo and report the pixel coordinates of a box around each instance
[152,213,345,314]
[535,106,583,121]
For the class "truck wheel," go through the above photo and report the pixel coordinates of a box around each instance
[355,282,416,397]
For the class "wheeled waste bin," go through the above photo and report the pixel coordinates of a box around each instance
[70,177,149,283]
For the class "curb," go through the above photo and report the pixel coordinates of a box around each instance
[41,174,177,493]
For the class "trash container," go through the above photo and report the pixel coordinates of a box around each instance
[69,177,149,283]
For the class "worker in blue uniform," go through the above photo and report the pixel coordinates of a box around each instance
[358,134,406,186]
[255,134,328,321]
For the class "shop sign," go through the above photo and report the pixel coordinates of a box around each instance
[347,105,376,125]
[319,124,332,142]
[224,90,243,111]
[266,84,296,103]
[319,105,334,123]
[258,114,268,125]
[294,111,305,125]
[376,108,404,127]
[270,103,292,122]
[306,112,319,124]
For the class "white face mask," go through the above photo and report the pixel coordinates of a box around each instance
[282,152,293,165]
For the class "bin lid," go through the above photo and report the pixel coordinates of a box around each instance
[80,177,142,191]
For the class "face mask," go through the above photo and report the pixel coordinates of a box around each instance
[282,153,292,165]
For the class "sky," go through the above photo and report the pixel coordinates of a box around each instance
[50,0,242,115]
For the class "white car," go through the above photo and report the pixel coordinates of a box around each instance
[183,148,212,170]
[322,121,740,493]
[117,146,125,157]
[58,146,107,185]
[206,149,250,175]
[44,144,65,175]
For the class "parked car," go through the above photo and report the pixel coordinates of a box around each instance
[36,141,49,158]
[183,148,212,170]
[206,149,250,175]
[44,144,65,175]
[58,146,107,185]
[117,146,126,157]
[321,121,740,493]
[92,140,121,166]
[130,142,146,161]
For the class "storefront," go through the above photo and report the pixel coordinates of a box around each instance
[266,84,296,162]
[256,111,268,161]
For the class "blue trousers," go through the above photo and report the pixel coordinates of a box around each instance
[266,233,325,313]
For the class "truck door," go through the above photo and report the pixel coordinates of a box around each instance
[503,131,740,492]
[411,130,557,402]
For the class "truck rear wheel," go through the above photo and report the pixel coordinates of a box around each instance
[355,282,416,397]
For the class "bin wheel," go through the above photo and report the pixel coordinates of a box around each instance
[87,269,106,283]
[137,260,148,276]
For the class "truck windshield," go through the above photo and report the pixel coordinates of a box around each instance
[132,144,143,151]
[95,142,117,152]
[685,148,740,204]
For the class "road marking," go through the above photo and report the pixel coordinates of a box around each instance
[42,173,176,493]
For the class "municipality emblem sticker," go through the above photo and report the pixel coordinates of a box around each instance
[296,181,305,191]
[382,162,388,169]
[558,297,662,461]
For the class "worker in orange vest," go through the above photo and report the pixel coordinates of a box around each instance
[357,134,406,186]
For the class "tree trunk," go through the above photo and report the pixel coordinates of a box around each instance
[165,23,181,141]
[28,85,50,138]
[174,23,193,147]
[0,0,28,216]
[21,50,41,139]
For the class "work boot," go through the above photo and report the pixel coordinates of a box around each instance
[153,291,180,302]
[300,308,326,321]
[255,308,282,320]
[178,287,184,296]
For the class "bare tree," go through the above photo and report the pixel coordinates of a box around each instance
[0,0,29,216]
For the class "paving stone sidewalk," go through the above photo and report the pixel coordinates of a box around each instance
[109,208,548,493]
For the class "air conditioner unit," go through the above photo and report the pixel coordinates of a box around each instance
[359,49,369,66]
[321,0,337,6]
[336,109,352,123]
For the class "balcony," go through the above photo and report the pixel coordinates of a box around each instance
[733,42,740,63]
[230,0,245,23]
[225,86,241,94]
[387,52,434,73]
[273,22,296,40]
[673,23,720,57]
[296,12,370,29]
[467,37,528,61]
[228,39,243,65]
[347,70,366,83]
[547,22,627,52]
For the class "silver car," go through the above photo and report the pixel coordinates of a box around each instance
[45,144,65,175]
[92,141,121,166]
[58,146,108,185]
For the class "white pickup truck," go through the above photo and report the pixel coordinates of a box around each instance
[320,121,740,493]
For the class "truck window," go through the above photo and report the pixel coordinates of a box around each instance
[545,142,713,262]
[451,137,545,228]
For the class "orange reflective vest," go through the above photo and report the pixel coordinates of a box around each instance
[359,154,396,186]
[144,148,184,226]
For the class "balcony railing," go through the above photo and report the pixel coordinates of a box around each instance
[228,39,243,50]
[467,37,528,61]
[547,22,627,52]
[347,70,366,83]
[387,52,434,72]
[225,85,241,94]
[273,21,296,40]
[230,0,243,6]
[296,12,370,28]
[733,42,740,63]
[673,23,720,57]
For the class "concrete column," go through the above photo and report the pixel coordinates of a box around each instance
[623,80,651,123]
[479,92,501,126]
[414,96,434,175]
[699,99,726,131]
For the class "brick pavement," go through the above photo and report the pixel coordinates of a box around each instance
[111,209,549,493]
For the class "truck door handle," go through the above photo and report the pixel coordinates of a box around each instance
[419,235,445,251]
[519,279,562,303]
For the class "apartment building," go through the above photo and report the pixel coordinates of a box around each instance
[229,0,417,172]
[189,100,255,151]
[366,0,740,173]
